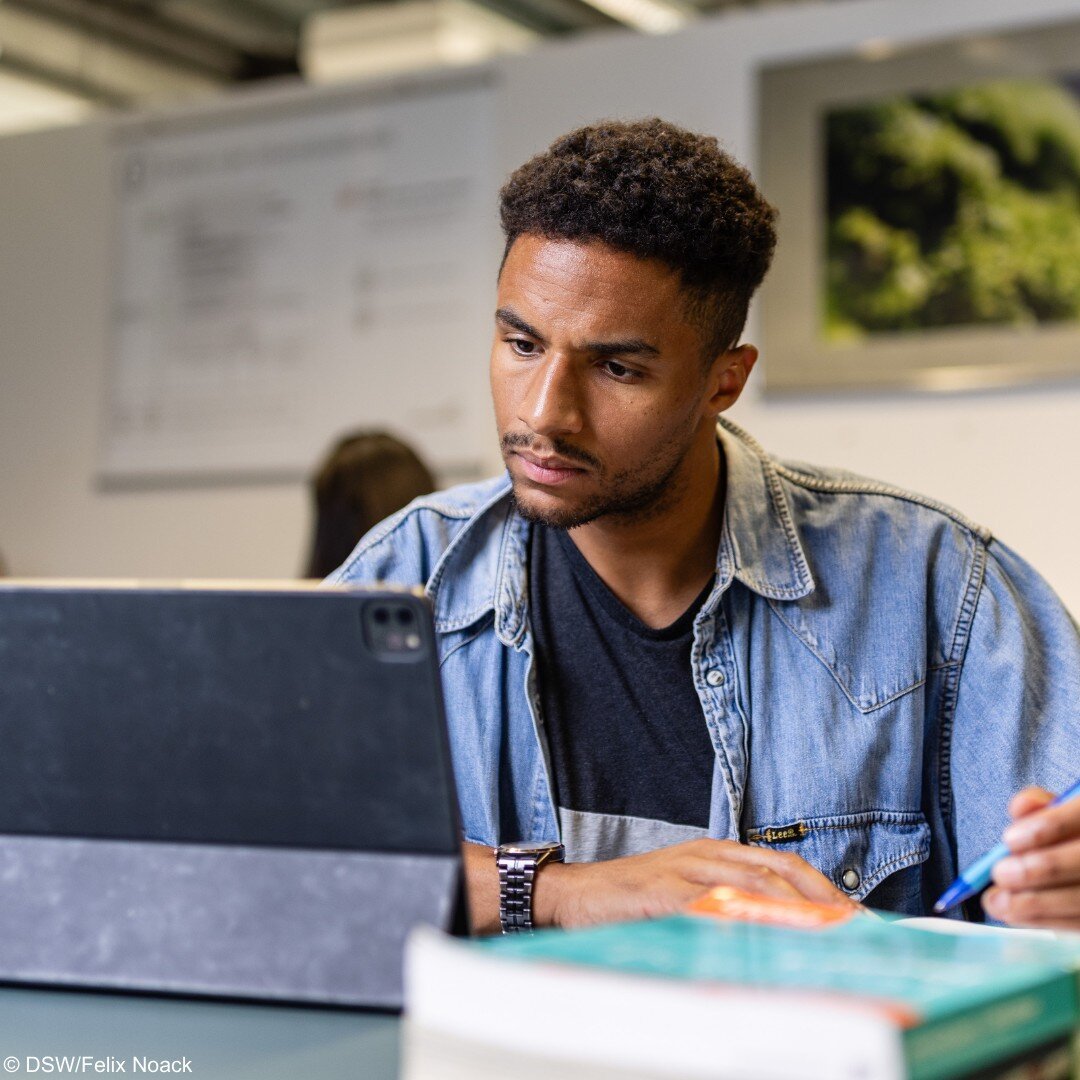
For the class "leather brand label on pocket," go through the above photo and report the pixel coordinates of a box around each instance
[746,821,808,844]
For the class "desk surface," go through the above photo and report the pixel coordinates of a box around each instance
[0,986,400,1079]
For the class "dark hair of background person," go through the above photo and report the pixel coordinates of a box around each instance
[499,117,779,362]
[306,431,436,579]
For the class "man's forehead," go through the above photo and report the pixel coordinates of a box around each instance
[497,235,686,334]
[501,234,679,286]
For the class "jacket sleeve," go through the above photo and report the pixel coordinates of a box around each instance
[948,538,1080,881]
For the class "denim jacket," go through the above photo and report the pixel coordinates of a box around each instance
[328,419,1080,916]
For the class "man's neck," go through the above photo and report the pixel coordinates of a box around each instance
[566,437,725,630]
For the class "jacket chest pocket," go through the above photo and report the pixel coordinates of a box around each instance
[746,811,931,913]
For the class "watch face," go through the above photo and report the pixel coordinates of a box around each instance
[500,841,563,857]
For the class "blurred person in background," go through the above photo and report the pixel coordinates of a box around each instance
[305,431,435,579]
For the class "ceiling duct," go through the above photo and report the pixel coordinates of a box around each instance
[301,0,538,84]
[0,4,224,106]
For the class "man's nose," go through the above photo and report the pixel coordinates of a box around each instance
[521,354,583,437]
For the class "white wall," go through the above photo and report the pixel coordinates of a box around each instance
[0,122,309,580]
[3,0,1080,609]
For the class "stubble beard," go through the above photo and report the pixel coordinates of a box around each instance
[506,434,694,531]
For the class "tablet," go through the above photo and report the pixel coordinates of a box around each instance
[0,581,465,1008]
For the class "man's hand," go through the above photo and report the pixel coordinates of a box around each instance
[985,787,1080,930]
[537,839,856,929]
[464,838,856,933]
[541,840,856,928]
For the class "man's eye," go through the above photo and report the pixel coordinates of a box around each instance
[603,360,637,381]
[508,338,537,356]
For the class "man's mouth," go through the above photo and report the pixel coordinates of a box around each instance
[513,449,587,487]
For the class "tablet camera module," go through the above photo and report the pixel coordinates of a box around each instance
[363,601,424,657]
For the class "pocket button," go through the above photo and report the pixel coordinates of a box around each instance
[705,670,725,687]
[841,868,861,891]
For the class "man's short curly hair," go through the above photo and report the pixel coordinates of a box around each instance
[499,118,777,360]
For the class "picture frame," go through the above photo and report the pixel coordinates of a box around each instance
[758,20,1080,395]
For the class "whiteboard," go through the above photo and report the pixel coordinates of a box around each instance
[104,72,499,484]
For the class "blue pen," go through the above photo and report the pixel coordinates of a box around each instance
[934,777,1080,913]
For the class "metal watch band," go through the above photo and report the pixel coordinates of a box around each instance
[495,844,564,933]
[497,853,538,933]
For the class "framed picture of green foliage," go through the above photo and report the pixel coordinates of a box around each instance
[759,22,1080,393]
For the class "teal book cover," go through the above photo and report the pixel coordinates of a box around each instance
[474,912,1080,1080]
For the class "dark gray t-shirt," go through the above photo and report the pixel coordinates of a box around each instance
[529,524,715,862]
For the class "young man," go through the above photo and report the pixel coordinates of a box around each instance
[329,119,1080,933]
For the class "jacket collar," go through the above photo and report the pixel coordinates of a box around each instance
[429,418,814,641]
[717,418,815,602]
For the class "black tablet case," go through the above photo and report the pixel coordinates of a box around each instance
[0,584,466,1008]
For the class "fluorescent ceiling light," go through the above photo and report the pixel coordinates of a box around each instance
[302,0,537,84]
[577,0,692,34]
[0,67,96,136]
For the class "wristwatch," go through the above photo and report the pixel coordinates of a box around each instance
[495,840,565,933]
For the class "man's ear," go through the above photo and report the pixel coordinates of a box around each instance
[705,344,758,416]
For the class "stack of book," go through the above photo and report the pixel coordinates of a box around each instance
[403,888,1080,1080]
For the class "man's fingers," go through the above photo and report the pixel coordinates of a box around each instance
[1007,787,1055,821]
[993,837,1080,891]
[731,845,855,906]
[691,840,856,907]
[984,883,1080,926]
[681,855,804,901]
[1003,791,1080,852]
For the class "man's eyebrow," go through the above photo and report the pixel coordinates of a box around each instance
[495,308,660,358]
[495,308,545,342]
[588,338,660,359]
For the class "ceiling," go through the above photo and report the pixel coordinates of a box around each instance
[0,0,828,131]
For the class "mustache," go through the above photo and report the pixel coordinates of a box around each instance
[501,432,601,471]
